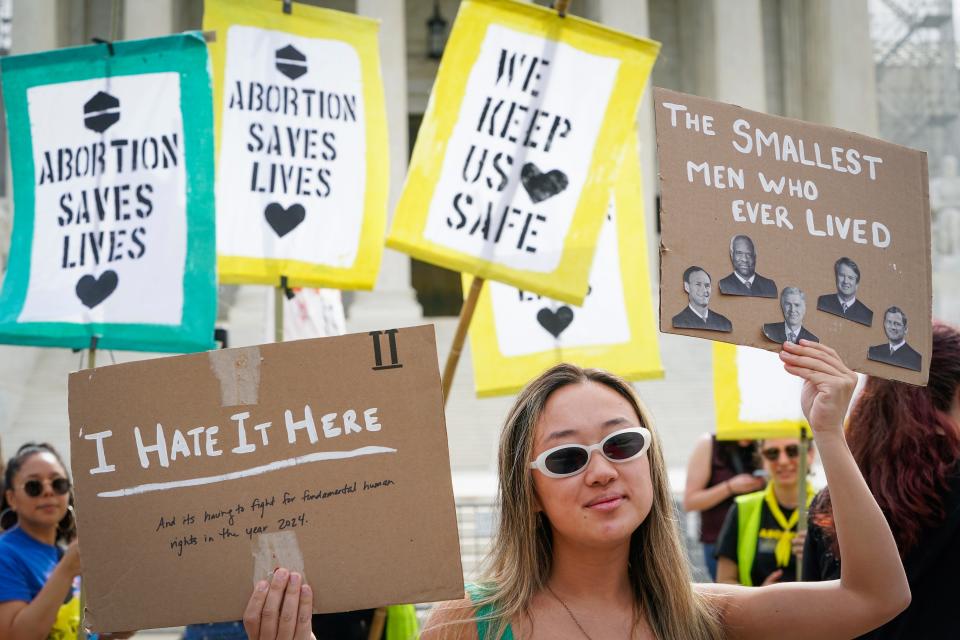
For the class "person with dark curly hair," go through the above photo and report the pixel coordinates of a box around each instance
[804,321,960,638]
[0,442,82,640]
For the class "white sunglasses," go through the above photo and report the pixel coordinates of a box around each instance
[528,427,652,478]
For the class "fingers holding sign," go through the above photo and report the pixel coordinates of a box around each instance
[244,569,315,640]
[779,340,858,434]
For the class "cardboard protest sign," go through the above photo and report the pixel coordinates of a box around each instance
[205,0,388,289]
[0,34,216,352]
[387,0,659,305]
[69,326,462,632]
[655,88,932,385]
[713,342,810,440]
[467,133,662,396]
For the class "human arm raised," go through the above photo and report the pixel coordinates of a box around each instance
[683,435,763,513]
[0,541,82,640]
[701,341,909,640]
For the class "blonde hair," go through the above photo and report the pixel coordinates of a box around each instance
[469,363,723,640]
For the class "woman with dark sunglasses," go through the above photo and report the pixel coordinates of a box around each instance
[802,322,960,639]
[714,437,816,586]
[243,341,909,640]
[0,442,83,640]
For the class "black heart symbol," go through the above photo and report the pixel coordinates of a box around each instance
[76,270,118,309]
[264,203,306,238]
[537,306,574,338]
[521,162,569,204]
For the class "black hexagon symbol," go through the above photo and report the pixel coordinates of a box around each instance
[83,91,120,133]
[275,45,307,80]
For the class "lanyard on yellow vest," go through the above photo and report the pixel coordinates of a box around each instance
[763,482,815,568]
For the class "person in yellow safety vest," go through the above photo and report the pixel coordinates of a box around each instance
[714,437,815,586]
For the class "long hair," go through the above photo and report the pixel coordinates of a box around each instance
[1,442,76,544]
[470,364,722,640]
[811,322,960,555]
[715,439,759,475]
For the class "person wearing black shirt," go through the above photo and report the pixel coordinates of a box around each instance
[715,437,815,586]
[683,435,763,580]
[803,322,960,638]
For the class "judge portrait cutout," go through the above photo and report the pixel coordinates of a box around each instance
[718,234,778,298]
[867,306,922,372]
[816,257,873,326]
[671,266,732,332]
[763,287,819,344]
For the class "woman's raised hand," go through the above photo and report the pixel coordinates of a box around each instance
[780,340,858,434]
[60,540,82,579]
[243,569,315,640]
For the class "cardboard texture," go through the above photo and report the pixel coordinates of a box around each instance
[655,88,932,385]
[69,326,463,632]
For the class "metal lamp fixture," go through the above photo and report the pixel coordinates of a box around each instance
[426,1,448,60]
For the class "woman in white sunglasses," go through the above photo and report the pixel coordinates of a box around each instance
[245,341,908,640]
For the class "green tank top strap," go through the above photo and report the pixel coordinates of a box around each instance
[465,584,515,640]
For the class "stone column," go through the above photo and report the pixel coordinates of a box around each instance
[592,0,659,283]
[349,0,423,332]
[779,0,805,120]
[799,0,878,135]
[11,0,61,53]
[705,0,767,112]
[123,0,175,39]
[1,0,68,444]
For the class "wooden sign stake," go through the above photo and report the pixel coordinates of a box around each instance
[275,276,296,343]
[441,276,485,407]
[79,334,100,640]
[795,427,810,581]
[368,608,387,640]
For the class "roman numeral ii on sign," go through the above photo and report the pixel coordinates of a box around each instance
[370,329,402,370]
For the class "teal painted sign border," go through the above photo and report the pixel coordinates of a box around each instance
[0,33,216,352]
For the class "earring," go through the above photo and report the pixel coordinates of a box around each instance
[0,508,17,531]
[58,505,76,535]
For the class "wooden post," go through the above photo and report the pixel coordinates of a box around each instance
[79,336,100,640]
[368,607,387,640]
[275,276,288,343]
[795,427,810,581]
[441,276,485,407]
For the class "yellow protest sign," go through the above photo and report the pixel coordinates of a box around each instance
[205,0,388,288]
[467,135,662,397]
[713,342,811,440]
[388,0,659,305]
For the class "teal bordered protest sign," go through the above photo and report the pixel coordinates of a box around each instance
[0,33,215,352]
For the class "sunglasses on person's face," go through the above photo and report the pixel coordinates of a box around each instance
[18,477,71,497]
[529,427,652,478]
[760,445,800,462]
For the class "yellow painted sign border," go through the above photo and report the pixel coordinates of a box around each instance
[388,0,659,305]
[205,0,388,289]
[713,342,811,440]
[468,135,663,397]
